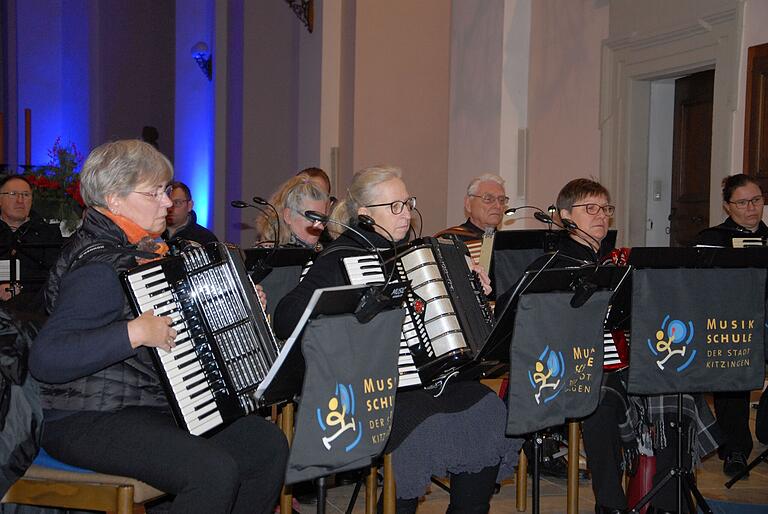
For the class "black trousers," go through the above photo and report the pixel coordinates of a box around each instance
[382,464,500,514]
[582,372,627,510]
[713,390,753,459]
[41,407,289,514]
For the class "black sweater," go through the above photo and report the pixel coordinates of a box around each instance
[274,228,494,449]
[696,217,768,247]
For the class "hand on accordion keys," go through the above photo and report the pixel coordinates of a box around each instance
[254,283,268,310]
[467,259,492,296]
[127,309,177,353]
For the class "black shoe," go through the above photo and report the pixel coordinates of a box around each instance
[646,506,676,514]
[594,505,626,514]
[723,451,749,477]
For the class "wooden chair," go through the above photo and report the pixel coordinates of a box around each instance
[2,453,165,514]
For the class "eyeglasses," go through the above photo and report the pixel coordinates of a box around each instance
[728,195,764,209]
[468,194,510,206]
[132,185,173,201]
[571,203,616,217]
[171,199,190,208]
[0,191,33,199]
[365,197,417,215]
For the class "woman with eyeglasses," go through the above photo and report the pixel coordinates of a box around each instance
[274,165,520,514]
[255,175,330,250]
[696,174,767,480]
[29,140,288,514]
[535,179,718,514]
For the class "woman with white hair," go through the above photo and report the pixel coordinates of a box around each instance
[29,140,288,514]
[274,165,520,514]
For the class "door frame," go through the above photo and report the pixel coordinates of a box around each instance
[599,5,741,247]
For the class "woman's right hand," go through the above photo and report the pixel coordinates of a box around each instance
[127,309,177,352]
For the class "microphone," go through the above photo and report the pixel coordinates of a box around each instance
[560,217,602,258]
[231,198,276,280]
[305,210,395,323]
[504,205,545,216]
[253,196,281,251]
[533,211,556,225]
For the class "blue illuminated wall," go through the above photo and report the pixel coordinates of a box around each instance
[15,0,90,166]
[175,0,215,229]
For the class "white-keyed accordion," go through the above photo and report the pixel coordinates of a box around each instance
[122,242,280,436]
[342,237,494,390]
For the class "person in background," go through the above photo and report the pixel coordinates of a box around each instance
[30,140,287,514]
[436,173,508,264]
[297,167,331,197]
[696,173,767,477]
[163,181,218,245]
[255,176,330,250]
[0,175,62,302]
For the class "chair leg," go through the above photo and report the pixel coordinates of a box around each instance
[280,402,295,514]
[365,464,378,514]
[566,421,580,514]
[516,448,527,512]
[115,485,134,514]
[382,454,395,514]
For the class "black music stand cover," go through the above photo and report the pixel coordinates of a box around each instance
[505,267,622,436]
[627,267,766,395]
[285,308,405,485]
[492,229,617,295]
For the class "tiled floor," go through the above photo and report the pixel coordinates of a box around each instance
[298,403,768,514]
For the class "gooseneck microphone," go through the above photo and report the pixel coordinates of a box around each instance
[303,211,385,268]
[356,214,399,291]
[560,217,602,259]
[504,205,546,216]
[305,210,394,323]
[252,196,280,250]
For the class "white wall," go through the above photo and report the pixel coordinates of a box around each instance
[645,80,674,246]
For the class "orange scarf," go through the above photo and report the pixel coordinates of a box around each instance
[97,207,169,262]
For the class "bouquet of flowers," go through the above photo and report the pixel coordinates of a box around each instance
[26,138,85,234]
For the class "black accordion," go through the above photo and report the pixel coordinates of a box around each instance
[123,242,280,436]
[342,237,494,389]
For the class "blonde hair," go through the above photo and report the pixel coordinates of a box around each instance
[328,165,403,238]
[256,175,328,245]
[80,140,173,208]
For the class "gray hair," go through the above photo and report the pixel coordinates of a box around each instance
[80,140,174,208]
[256,176,329,245]
[329,165,403,234]
[466,173,505,196]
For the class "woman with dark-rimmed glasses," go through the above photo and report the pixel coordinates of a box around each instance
[274,165,521,514]
[697,174,768,479]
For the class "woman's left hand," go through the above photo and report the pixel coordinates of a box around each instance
[255,284,267,309]
[469,261,492,296]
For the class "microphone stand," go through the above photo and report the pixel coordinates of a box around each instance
[231,199,276,278]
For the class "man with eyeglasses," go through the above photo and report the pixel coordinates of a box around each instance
[162,181,218,245]
[697,174,768,479]
[437,174,508,264]
[0,175,62,302]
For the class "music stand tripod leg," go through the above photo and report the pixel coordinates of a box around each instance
[725,447,768,488]
[531,432,542,514]
[628,394,713,514]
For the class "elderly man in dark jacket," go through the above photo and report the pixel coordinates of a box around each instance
[162,181,217,245]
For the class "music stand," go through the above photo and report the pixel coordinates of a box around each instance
[503,258,630,514]
[626,248,768,514]
[257,284,405,514]
[491,229,617,295]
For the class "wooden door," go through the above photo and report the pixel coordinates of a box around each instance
[743,43,768,194]
[669,70,714,247]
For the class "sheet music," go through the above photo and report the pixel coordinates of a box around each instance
[0,260,21,282]
[254,284,368,401]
